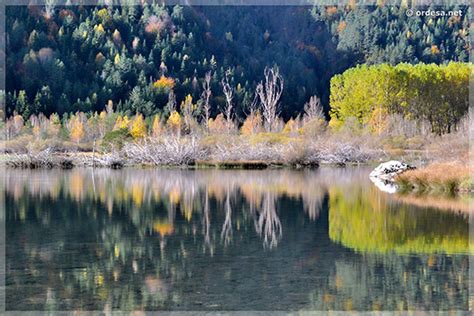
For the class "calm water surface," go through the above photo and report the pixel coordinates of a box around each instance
[4,167,471,311]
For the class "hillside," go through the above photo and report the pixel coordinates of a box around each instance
[5,3,470,120]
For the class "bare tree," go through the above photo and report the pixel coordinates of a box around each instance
[221,71,234,132]
[201,71,212,131]
[303,95,324,122]
[256,67,284,132]
[246,93,259,117]
[166,89,176,113]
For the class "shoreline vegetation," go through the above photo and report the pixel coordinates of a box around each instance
[2,63,471,191]
[395,162,473,194]
[3,64,470,175]
[3,5,471,195]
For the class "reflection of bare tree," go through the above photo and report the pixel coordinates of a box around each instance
[304,192,324,221]
[220,187,233,246]
[202,189,213,255]
[256,192,282,249]
[4,168,353,249]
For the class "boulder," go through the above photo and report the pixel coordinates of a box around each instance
[370,177,399,194]
[369,160,415,181]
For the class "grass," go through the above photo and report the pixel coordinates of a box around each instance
[396,162,472,194]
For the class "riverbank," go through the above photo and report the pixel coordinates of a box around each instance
[1,135,382,169]
[0,149,367,170]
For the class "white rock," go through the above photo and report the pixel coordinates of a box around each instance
[370,176,399,194]
[369,160,415,181]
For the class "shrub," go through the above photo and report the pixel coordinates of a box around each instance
[101,128,132,151]
[249,132,292,145]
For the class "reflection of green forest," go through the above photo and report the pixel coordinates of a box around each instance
[329,186,470,254]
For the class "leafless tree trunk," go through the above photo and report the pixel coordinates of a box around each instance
[221,71,234,132]
[256,67,284,132]
[303,95,324,122]
[201,71,212,131]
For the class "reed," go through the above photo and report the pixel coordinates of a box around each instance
[396,162,472,193]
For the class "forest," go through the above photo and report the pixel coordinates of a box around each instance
[1,3,471,168]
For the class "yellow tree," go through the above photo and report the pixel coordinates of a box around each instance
[70,114,85,143]
[130,114,147,139]
[368,107,388,135]
[48,113,61,137]
[166,111,182,135]
[181,94,198,133]
[114,115,130,130]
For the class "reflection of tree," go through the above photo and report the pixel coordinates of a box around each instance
[220,186,233,246]
[256,192,282,249]
[4,168,469,310]
[305,255,469,311]
[202,189,212,255]
[329,186,470,254]
[5,169,329,249]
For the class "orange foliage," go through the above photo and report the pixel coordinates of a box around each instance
[431,45,440,55]
[240,112,263,135]
[153,76,175,92]
[208,114,228,134]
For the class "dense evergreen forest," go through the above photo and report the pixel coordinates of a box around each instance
[5,3,470,120]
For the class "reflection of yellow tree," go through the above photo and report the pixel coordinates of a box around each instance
[329,186,470,254]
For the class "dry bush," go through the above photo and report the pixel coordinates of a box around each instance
[317,141,375,165]
[78,151,124,169]
[396,162,471,193]
[299,118,326,137]
[2,134,35,153]
[5,148,73,169]
[208,137,319,166]
[123,137,207,166]
[425,115,470,163]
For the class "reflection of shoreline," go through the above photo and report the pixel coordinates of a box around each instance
[329,184,470,255]
[5,167,470,255]
[391,192,472,214]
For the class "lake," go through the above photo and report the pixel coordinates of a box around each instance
[4,167,471,311]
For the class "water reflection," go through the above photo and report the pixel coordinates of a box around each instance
[329,185,470,254]
[4,168,470,310]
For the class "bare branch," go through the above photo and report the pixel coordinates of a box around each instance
[221,70,234,132]
[256,67,284,132]
[304,95,324,122]
[201,71,212,130]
